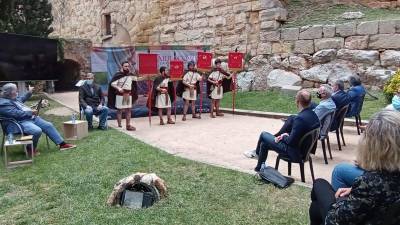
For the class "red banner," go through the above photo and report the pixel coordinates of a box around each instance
[138,53,158,76]
[228,52,244,71]
[197,52,213,72]
[169,60,184,80]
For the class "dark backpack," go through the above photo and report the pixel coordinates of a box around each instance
[120,182,160,209]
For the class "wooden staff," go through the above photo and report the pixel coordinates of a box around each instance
[173,81,177,121]
[232,72,237,115]
[147,78,152,126]
[199,72,204,118]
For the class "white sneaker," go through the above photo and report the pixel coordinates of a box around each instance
[244,150,258,159]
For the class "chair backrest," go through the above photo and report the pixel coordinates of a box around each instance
[299,127,320,162]
[330,104,349,131]
[0,117,24,135]
[319,110,335,137]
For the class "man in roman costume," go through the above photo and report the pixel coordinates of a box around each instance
[149,66,175,125]
[108,61,145,131]
[207,59,235,118]
[177,61,203,121]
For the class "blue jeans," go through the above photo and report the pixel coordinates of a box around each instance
[84,106,109,128]
[255,131,288,171]
[20,117,64,148]
[331,163,365,191]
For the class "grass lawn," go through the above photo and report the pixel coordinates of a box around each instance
[284,0,400,27]
[0,97,310,225]
[221,90,387,120]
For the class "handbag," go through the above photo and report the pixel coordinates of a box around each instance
[258,166,294,189]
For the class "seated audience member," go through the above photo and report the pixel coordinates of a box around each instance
[309,109,400,225]
[331,162,365,191]
[385,88,400,112]
[79,72,109,130]
[346,75,366,117]
[0,83,76,154]
[244,90,320,171]
[313,84,336,120]
[331,80,350,110]
[254,85,332,145]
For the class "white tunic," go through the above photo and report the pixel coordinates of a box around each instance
[208,71,228,100]
[182,71,202,101]
[111,75,137,109]
[155,78,171,109]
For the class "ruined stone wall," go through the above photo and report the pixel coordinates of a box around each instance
[236,19,400,91]
[50,0,287,56]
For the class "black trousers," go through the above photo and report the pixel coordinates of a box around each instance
[309,179,336,225]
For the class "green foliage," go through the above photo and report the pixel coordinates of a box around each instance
[222,90,387,120]
[0,0,53,37]
[383,70,400,103]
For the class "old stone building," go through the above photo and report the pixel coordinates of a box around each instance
[50,0,400,91]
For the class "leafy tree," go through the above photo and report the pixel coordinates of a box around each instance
[0,0,53,37]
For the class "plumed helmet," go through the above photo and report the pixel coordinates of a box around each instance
[214,58,222,65]
[187,61,195,69]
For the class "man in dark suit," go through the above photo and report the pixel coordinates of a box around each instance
[330,80,351,130]
[244,90,320,172]
[79,73,109,130]
[346,75,365,117]
[331,80,350,110]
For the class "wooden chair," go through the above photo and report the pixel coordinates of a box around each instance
[318,110,336,164]
[330,105,349,151]
[275,128,320,183]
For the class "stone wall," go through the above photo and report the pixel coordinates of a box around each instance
[50,0,287,56]
[237,19,400,91]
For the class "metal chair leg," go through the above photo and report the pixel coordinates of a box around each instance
[288,162,292,176]
[321,139,328,164]
[309,157,315,182]
[46,135,50,149]
[340,125,346,146]
[355,115,360,135]
[300,162,305,183]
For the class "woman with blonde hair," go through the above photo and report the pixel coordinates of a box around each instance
[309,109,400,225]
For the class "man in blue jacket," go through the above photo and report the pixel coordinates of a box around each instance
[245,90,320,172]
[330,80,351,130]
[0,83,76,154]
[346,75,365,117]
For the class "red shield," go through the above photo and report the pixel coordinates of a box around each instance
[228,52,244,71]
[169,60,184,80]
[197,52,213,72]
[138,53,158,76]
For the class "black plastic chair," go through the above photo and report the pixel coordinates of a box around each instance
[318,110,335,164]
[355,94,365,135]
[330,105,349,151]
[275,128,320,183]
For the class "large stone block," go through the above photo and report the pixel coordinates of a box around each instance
[357,21,379,35]
[162,23,177,34]
[260,30,280,42]
[300,63,356,83]
[281,28,299,41]
[293,40,314,54]
[323,25,336,38]
[379,20,396,34]
[299,25,323,40]
[282,56,309,70]
[192,18,208,28]
[259,8,287,22]
[257,43,272,55]
[260,0,283,9]
[272,42,293,54]
[314,37,344,51]
[313,49,337,64]
[369,34,400,49]
[260,21,280,31]
[337,49,379,65]
[336,22,356,37]
[233,2,252,13]
[344,36,369,49]
[199,0,213,10]
[267,69,302,88]
[381,50,400,67]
